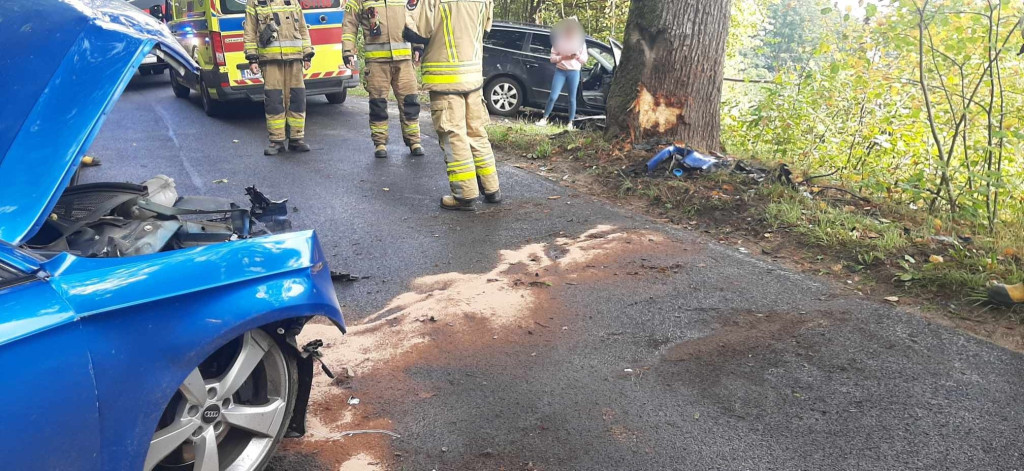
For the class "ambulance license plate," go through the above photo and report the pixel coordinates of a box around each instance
[243,70,262,80]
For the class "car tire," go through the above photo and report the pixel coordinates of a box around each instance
[485,77,523,117]
[145,328,299,471]
[200,79,223,117]
[325,89,348,104]
[171,71,190,99]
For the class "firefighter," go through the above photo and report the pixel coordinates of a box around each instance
[243,0,314,156]
[403,0,500,211]
[343,0,425,158]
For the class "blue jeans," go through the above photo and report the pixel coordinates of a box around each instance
[542,68,580,122]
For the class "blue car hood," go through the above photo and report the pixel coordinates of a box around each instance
[0,0,198,245]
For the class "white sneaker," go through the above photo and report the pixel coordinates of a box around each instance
[566,123,575,131]
[536,118,548,127]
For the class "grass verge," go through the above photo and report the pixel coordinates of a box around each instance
[488,120,1024,344]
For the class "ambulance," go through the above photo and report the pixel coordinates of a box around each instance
[162,0,357,115]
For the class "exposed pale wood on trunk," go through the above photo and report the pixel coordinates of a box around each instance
[605,0,731,152]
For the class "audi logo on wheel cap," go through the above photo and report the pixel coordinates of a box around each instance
[201,405,221,424]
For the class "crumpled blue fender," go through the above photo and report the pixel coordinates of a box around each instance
[1,230,344,471]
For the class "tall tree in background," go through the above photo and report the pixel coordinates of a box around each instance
[605,0,732,152]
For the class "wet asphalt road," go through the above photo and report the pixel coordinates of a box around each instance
[86,73,1023,470]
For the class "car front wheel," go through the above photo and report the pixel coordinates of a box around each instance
[485,77,523,117]
[145,328,298,471]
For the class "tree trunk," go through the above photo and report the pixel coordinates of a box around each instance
[605,0,731,152]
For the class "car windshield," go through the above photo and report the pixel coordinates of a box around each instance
[220,0,340,14]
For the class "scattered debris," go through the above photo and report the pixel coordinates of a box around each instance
[528,280,552,288]
[382,188,390,191]
[339,429,401,438]
[331,271,367,282]
[232,139,239,143]
[885,296,900,303]
[929,255,945,264]
[548,195,562,200]
[347,396,360,406]
[212,178,228,184]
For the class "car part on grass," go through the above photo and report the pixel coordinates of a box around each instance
[25,175,292,258]
[645,145,723,175]
[987,282,1024,307]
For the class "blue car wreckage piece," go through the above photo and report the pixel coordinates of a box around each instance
[0,1,345,470]
[645,145,720,176]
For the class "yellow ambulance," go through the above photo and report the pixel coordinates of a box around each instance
[162,0,357,115]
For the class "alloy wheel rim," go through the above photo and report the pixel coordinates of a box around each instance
[145,329,289,471]
[491,83,518,111]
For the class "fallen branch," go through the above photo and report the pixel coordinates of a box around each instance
[813,186,872,203]
[802,168,840,183]
[339,429,401,438]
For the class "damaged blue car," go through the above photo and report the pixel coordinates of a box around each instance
[0,1,345,470]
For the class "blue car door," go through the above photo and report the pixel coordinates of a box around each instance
[0,246,102,471]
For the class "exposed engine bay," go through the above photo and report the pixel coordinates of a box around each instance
[26,175,291,258]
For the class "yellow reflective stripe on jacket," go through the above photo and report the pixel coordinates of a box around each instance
[421,61,481,72]
[422,73,480,84]
[365,42,413,51]
[439,5,459,63]
[345,0,359,10]
[342,33,357,42]
[365,49,412,59]
[254,4,300,13]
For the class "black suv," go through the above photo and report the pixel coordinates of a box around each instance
[483,22,621,117]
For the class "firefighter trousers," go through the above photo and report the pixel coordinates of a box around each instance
[262,59,306,142]
[429,89,499,200]
[366,60,421,147]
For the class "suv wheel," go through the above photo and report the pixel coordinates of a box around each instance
[485,77,523,117]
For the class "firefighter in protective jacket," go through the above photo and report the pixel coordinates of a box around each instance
[404,0,500,210]
[244,0,314,155]
[343,0,424,158]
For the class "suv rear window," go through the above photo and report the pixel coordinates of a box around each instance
[528,32,551,55]
[485,29,527,51]
[220,0,340,15]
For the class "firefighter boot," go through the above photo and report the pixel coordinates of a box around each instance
[410,144,425,156]
[988,283,1024,307]
[265,142,286,156]
[440,195,476,211]
[375,145,388,159]
[289,139,310,152]
[477,177,502,203]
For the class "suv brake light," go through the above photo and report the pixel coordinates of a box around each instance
[211,31,226,67]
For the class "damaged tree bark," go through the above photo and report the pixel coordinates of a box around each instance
[605,0,731,152]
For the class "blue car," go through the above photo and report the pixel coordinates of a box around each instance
[0,1,345,470]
